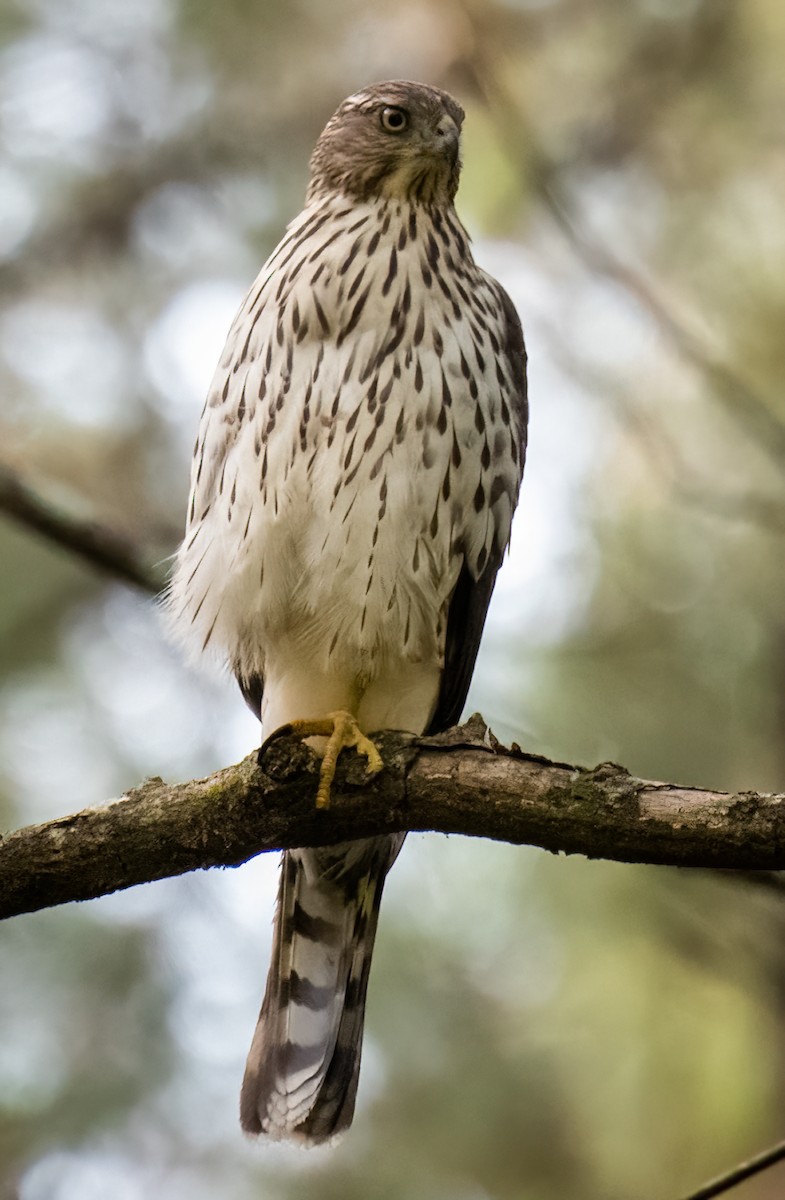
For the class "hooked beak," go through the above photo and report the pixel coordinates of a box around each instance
[433,116,461,168]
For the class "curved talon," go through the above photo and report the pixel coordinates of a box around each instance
[261,710,383,809]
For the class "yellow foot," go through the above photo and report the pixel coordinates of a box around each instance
[265,710,384,809]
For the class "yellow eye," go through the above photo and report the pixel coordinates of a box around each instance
[380,106,408,133]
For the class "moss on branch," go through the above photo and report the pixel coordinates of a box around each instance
[2,715,784,921]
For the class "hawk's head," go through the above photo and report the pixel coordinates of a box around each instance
[307,81,465,206]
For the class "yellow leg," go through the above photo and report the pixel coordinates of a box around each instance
[266,710,384,809]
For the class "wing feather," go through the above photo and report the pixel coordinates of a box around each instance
[428,280,528,735]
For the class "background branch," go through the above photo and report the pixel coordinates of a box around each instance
[3,716,784,922]
[0,462,167,595]
[461,20,785,473]
[681,1135,785,1200]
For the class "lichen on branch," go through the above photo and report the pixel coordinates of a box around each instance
[2,715,784,922]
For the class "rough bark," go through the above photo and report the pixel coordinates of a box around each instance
[1,715,784,921]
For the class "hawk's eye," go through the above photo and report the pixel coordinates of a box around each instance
[380,106,408,133]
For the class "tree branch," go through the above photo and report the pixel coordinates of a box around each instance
[0,462,167,594]
[460,15,785,473]
[2,716,784,921]
[680,1135,785,1200]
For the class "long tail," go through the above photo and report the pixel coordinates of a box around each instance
[240,834,404,1143]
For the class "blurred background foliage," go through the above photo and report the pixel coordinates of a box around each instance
[1,0,784,1196]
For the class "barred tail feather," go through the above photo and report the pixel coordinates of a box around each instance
[240,834,404,1143]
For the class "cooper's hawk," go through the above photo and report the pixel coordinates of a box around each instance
[168,80,528,1143]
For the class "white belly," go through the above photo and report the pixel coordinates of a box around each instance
[168,195,521,732]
